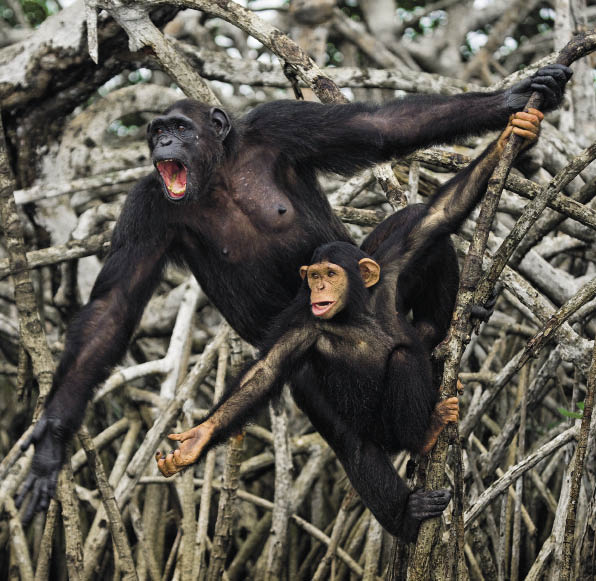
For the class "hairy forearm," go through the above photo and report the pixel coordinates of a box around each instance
[439,139,501,227]
[207,360,280,442]
[371,91,508,154]
[46,293,139,432]
[206,328,315,443]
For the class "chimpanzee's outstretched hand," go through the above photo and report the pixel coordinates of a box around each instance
[156,419,216,477]
[506,64,572,112]
[15,415,66,523]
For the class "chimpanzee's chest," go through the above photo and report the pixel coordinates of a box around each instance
[310,326,394,415]
[314,332,392,369]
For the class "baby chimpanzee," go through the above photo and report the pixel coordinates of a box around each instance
[156,109,544,540]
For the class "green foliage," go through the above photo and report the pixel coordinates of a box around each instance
[558,401,585,421]
[0,0,57,26]
[22,0,47,25]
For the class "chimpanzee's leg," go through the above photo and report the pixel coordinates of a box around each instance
[381,335,437,453]
[361,207,459,354]
[291,363,450,541]
[407,236,459,353]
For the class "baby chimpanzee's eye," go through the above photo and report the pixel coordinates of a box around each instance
[327,270,336,277]
[178,125,185,133]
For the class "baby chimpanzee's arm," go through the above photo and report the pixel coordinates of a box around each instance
[156,326,315,477]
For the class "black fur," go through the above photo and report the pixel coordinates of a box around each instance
[191,122,544,540]
[17,65,571,521]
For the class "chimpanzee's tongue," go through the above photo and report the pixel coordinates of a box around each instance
[157,160,187,198]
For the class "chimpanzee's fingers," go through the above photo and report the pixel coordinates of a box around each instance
[168,432,184,441]
[530,80,560,108]
[444,397,459,409]
[538,64,573,82]
[21,485,41,525]
[47,470,59,504]
[512,111,541,127]
[426,489,452,500]
[15,473,35,508]
[533,70,564,94]
[38,479,50,512]
[512,128,538,140]
[511,121,538,134]
[525,108,544,121]
[408,489,452,520]
[155,451,172,477]
[158,451,182,477]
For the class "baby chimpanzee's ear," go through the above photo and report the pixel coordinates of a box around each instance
[299,265,309,280]
[358,258,381,288]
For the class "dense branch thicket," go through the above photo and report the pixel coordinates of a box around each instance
[0,1,595,580]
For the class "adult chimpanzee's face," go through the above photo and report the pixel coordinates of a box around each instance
[147,107,230,202]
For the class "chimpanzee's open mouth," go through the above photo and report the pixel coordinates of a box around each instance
[311,301,335,317]
[156,159,187,200]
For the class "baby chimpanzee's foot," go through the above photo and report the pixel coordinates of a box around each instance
[471,283,501,323]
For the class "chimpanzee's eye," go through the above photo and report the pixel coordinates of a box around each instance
[310,273,319,279]
[156,128,163,135]
[328,270,336,277]
[178,125,185,133]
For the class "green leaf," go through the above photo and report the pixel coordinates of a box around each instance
[558,407,582,420]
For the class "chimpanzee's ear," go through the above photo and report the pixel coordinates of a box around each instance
[210,107,231,140]
[299,266,309,280]
[358,258,381,288]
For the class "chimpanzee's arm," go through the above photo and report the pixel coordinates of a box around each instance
[291,364,450,541]
[245,65,570,175]
[16,178,172,520]
[156,325,316,477]
[372,109,545,308]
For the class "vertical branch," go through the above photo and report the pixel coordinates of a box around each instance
[363,517,383,580]
[510,365,529,581]
[496,493,508,581]
[0,110,54,413]
[129,498,161,581]
[206,330,245,581]
[4,497,34,581]
[206,433,245,581]
[263,388,293,580]
[409,31,596,579]
[171,284,200,581]
[312,489,355,580]
[78,426,138,581]
[560,339,596,580]
[34,500,60,581]
[58,450,85,581]
[193,339,230,580]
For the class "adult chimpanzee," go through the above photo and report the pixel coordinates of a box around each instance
[16,64,570,520]
[155,110,544,539]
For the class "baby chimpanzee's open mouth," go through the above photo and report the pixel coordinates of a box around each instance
[156,160,187,199]
[311,301,335,317]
